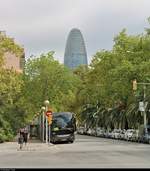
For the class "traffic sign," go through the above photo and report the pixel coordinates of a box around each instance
[45,110,52,117]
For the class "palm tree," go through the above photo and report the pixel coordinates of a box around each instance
[125,102,142,129]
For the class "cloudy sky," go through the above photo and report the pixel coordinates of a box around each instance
[0,0,150,64]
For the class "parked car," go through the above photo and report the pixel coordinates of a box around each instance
[107,131,113,139]
[104,130,112,138]
[77,127,84,135]
[87,128,92,135]
[111,129,121,139]
[138,125,150,144]
[131,130,139,142]
[118,129,126,140]
[141,133,150,144]
[91,128,97,136]
[124,129,134,141]
[96,128,105,137]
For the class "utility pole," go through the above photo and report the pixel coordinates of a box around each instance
[132,79,150,135]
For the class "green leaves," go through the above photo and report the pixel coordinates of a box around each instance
[1,18,150,140]
[0,32,25,142]
[22,51,79,119]
[76,24,150,129]
[0,32,23,59]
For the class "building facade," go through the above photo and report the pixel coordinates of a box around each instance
[64,28,87,69]
[3,52,25,73]
[0,31,25,73]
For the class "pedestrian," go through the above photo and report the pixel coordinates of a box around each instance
[18,128,24,150]
[23,127,29,146]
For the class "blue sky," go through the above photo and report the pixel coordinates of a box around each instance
[0,0,150,64]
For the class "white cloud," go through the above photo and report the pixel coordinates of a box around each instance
[0,0,150,64]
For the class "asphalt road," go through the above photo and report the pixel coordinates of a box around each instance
[0,134,150,168]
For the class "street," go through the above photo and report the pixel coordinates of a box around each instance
[0,134,150,168]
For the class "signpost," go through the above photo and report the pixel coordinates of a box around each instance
[46,110,52,117]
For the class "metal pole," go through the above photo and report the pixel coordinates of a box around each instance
[48,124,50,144]
[45,106,48,144]
[38,115,41,139]
[41,115,42,140]
[143,85,147,134]
[42,111,45,142]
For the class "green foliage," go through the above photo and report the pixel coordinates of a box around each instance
[0,69,25,139]
[0,32,23,60]
[0,32,25,142]
[0,114,14,142]
[1,18,150,142]
[75,23,150,129]
[22,52,79,120]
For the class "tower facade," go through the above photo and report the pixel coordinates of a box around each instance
[64,28,87,69]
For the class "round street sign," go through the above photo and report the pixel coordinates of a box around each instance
[45,110,52,117]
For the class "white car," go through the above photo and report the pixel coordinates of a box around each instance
[104,130,112,138]
[77,127,84,135]
[96,128,105,137]
[118,130,126,140]
[124,129,134,141]
[87,128,92,135]
[131,130,139,142]
[112,129,121,139]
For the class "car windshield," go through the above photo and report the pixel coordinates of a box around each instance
[52,112,73,129]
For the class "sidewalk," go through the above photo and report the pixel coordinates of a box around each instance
[0,138,54,152]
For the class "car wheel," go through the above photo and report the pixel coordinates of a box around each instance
[70,140,74,143]
[50,137,56,144]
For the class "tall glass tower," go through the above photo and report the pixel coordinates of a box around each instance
[64,28,88,69]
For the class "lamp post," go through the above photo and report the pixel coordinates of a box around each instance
[44,100,50,144]
[41,106,46,142]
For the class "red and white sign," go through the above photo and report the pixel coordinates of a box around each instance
[45,110,52,117]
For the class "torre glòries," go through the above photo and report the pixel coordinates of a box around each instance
[64,28,87,69]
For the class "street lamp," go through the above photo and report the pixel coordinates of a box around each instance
[41,106,46,142]
[44,100,50,144]
[44,100,50,107]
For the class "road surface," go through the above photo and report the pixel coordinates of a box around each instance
[0,134,150,168]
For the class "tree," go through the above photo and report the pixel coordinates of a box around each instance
[76,24,150,130]
[0,32,25,142]
[22,52,79,120]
